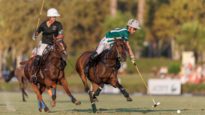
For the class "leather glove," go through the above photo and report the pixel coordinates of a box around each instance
[131,56,136,65]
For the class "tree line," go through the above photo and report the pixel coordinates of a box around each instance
[1,0,205,70]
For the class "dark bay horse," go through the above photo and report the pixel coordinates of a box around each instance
[76,39,132,113]
[23,39,81,112]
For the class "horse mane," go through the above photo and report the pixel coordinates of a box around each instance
[98,39,127,61]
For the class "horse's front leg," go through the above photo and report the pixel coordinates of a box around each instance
[92,83,104,102]
[49,83,57,107]
[117,82,132,101]
[31,83,49,112]
[110,74,132,102]
[60,77,81,105]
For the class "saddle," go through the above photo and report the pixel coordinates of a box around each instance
[40,45,66,70]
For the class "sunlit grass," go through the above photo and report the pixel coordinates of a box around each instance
[0,92,205,115]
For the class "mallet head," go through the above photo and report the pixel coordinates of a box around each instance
[152,102,160,108]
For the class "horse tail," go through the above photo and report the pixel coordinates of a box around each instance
[4,69,15,83]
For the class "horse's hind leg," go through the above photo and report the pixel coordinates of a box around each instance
[60,78,81,105]
[79,74,97,113]
[79,73,90,92]
[20,77,28,102]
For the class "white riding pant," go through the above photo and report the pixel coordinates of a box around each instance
[36,43,48,56]
[96,37,111,54]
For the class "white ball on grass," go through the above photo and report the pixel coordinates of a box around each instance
[177,110,181,114]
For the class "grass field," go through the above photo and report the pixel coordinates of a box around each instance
[0,92,205,115]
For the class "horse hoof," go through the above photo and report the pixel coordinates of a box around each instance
[71,98,81,105]
[75,100,81,105]
[38,108,42,112]
[127,97,133,101]
[44,107,50,112]
[51,100,56,107]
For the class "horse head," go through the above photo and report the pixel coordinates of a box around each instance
[53,39,67,56]
[113,39,128,62]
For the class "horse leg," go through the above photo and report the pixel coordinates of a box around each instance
[92,83,104,102]
[111,78,132,102]
[78,73,97,112]
[22,78,28,97]
[31,83,49,112]
[80,73,90,92]
[79,74,97,112]
[118,82,132,101]
[20,81,26,102]
[20,77,28,102]
[50,83,57,107]
[60,78,81,105]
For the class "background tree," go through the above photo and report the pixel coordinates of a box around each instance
[153,0,205,61]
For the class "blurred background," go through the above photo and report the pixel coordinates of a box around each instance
[1,0,205,95]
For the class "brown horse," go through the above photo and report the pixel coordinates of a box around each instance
[6,63,54,102]
[76,39,132,113]
[23,39,81,112]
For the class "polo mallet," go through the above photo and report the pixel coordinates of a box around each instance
[133,63,160,108]
[32,0,45,40]
[35,0,45,31]
[32,0,45,55]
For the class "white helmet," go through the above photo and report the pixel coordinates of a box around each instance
[127,19,140,29]
[47,8,60,17]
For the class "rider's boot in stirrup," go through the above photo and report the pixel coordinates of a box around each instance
[31,55,41,84]
[84,52,98,76]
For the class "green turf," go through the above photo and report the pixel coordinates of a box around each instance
[0,92,205,115]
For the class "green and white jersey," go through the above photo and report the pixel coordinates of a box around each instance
[105,27,129,46]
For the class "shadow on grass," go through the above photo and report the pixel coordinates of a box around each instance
[49,108,190,114]
[57,100,90,103]
[0,104,6,106]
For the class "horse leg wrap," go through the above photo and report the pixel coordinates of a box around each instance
[52,88,56,100]
[120,88,129,97]
[38,100,47,110]
[93,87,102,97]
